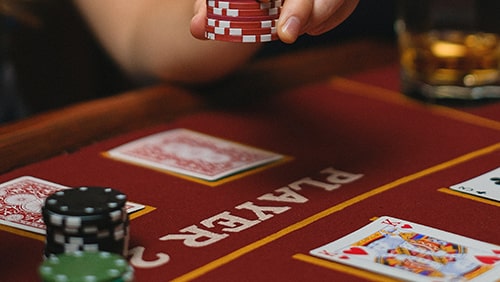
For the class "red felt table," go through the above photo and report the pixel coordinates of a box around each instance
[1,63,499,281]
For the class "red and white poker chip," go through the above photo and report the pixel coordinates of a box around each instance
[207,0,282,9]
[206,25,277,36]
[205,0,283,43]
[207,18,279,29]
[205,31,278,43]
[207,6,280,17]
[207,12,280,21]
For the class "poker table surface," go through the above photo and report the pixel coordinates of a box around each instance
[0,39,499,281]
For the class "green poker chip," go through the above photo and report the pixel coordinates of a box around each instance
[39,251,134,282]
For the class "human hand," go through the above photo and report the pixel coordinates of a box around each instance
[190,0,360,43]
[274,0,360,43]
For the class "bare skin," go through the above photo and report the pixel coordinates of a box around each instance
[74,0,359,84]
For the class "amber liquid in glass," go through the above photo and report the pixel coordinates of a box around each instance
[399,30,500,99]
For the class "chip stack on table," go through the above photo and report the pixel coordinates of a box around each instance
[42,187,130,258]
[39,251,134,282]
[205,0,283,43]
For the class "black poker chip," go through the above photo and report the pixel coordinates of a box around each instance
[43,187,127,216]
[42,186,129,258]
[43,238,129,258]
[45,222,129,242]
[42,208,127,229]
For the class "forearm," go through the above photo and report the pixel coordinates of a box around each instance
[74,0,261,84]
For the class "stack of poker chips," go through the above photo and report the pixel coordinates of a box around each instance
[39,251,134,282]
[205,0,283,43]
[42,187,130,258]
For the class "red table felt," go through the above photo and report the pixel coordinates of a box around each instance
[1,65,499,281]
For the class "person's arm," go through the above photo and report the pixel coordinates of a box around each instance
[190,0,360,44]
[75,0,359,84]
[74,0,261,84]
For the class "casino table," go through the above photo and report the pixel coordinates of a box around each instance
[0,39,499,281]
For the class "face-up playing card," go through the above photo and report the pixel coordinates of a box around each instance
[310,216,500,281]
[450,167,500,202]
[105,128,284,182]
[0,176,145,235]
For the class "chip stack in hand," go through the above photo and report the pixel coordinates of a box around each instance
[205,0,283,43]
[42,187,130,258]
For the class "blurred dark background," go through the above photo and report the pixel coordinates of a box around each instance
[2,0,396,121]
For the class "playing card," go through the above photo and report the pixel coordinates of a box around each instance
[105,128,284,181]
[0,176,67,234]
[125,201,145,214]
[310,216,500,281]
[450,167,500,202]
[0,176,145,234]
